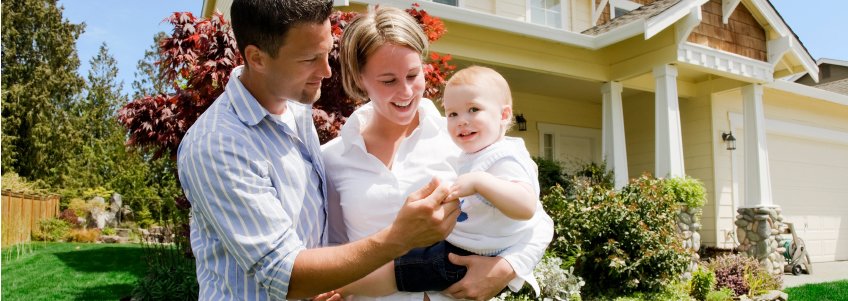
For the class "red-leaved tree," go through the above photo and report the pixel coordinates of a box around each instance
[119,5,456,154]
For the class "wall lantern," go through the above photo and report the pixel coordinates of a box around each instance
[721,131,737,151]
[515,114,527,131]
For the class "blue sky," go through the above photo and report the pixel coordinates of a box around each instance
[60,1,847,96]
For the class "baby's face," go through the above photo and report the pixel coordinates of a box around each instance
[443,84,509,153]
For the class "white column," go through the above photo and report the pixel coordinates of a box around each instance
[602,81,629,188]
[741,84,774,207]
[653,64,686,178]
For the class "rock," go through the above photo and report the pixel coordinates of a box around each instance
[678,222,689,231]
[692,232,701,250]
[679,212,692,224]
[100,235,127,244]
[754,290,788,301]
[692,222,701,231]
[756,242,770,259]
[737,227,747,242]
[757,219,772,239]
[736,219,750,227]
[748,232,760,242]
[115,228,131,238]
[109,193,123,224]
[755,214,769,221]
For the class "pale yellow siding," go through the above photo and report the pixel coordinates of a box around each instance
[509,91,602,157]
[680,93,717,247]
[462,0,495,14]
[571,0,594,32]
[495,0,527,21]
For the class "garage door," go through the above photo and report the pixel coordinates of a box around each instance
[768,133,848,262]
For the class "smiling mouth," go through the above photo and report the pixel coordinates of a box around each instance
[392,100,413,108]
[458,131,477,139]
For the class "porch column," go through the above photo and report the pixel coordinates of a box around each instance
[601,81,629,188]
[734,84,785,276]
[741,84,774,207]
[653,64,685,178]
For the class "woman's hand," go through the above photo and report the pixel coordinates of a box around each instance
[443,253,515,301]
[310,290,342,301]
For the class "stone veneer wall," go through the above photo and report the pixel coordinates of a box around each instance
[677,206,701,278]
[735,206,787,275]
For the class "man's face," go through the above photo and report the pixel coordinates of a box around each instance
[265,19,333,105]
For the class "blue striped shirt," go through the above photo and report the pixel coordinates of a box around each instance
[178,66,327,300]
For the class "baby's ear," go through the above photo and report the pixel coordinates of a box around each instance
[501,105,513,122]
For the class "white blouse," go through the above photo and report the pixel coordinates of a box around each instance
[322,99,553,300]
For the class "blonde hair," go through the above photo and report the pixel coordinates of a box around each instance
[340,6,429,101]
[446,66,512,107]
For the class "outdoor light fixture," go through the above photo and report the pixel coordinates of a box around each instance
[722,131,737,151]
[515,114,527,131]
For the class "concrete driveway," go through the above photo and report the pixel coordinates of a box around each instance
[782,261,848,288]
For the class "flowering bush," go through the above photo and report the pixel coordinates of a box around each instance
[493,254,583,301]
[705,254,781,297]
[544,174,691,296]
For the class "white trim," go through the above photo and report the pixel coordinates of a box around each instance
[675,6,702,46]
[332,0,349,6]
[766,35,791,67]
[593,0,610,26]
[610,0,641,19]
[765,80,848,107]
[817,58,848,67]
[721,0,741,24]
[678,42,774,82]
[601,81,629,188]
[653,64,686,178]
[644,0,708,39]
[729,113,848,146]
[747,0,818,82]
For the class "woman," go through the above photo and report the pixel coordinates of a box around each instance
[322,6,553,301]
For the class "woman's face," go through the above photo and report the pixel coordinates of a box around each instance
[358,43,425,126]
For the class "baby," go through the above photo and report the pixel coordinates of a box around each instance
[340,66,544,297]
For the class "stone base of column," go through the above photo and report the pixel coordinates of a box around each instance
[735,206,786,275]
[677,207,701,279]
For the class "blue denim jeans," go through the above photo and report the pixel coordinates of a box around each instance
[394,241,475,292]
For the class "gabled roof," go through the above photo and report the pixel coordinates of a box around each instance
[582,0,681,36]
[814,79,848,95]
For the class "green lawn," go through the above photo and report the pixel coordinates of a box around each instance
[2,242,146,301]
[785,280,848,301]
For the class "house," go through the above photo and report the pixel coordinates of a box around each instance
[202,0,848,263]
[792,58,848,95]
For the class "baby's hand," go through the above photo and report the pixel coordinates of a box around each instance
[447,172,485,201]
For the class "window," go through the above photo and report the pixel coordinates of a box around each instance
[529,0,562,28]
[610,0,641,19]
[543,134,554,160]
[432,0,458,6]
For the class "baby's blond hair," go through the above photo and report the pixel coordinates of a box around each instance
[446,66,512,107]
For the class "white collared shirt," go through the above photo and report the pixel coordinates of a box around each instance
[322,99,553,299]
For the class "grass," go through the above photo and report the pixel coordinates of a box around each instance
[2,242,146,301]
[785,280,848,301]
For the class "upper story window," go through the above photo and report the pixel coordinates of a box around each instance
[528,0,563,28]
[610,0,641,18]
[431,0,458,6]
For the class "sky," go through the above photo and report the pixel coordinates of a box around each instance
[59,1,847,96]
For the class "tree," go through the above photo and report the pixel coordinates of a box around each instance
[1,0,85,185]
[132,32,173,100]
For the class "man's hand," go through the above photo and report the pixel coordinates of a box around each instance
[389,178,459,251]
[443,253,516,301]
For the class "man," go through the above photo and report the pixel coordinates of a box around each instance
[177,1,459,299]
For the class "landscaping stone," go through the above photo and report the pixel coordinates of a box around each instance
[753,290,788,301]
[676,207,701,279]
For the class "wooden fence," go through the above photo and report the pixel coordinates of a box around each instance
[1,190,60,248]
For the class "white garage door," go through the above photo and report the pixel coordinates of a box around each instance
[768,133,848,262]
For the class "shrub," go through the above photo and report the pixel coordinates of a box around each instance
[689,267,716,301]
[102,227,116,236]
[67,198,90,217]
[59,208,80,227]
[132,243,198,300]
[705,254,781,297]
[493,254,583,301]
[609,281,694,301]
[550,175,691,296]
[67,228,101,243]
[32,218,70,242]
[533,156,568,196]
[704,288,733,301]
[663,176,706,209]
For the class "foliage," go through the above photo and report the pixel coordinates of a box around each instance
[606,281,693,301]
[102,227,117,236]
[568,162,615,190]
[132,32,172,99]
[495,254,584,301]
[1,0,85,184]
[689,267,716,301]
[533,156,568,196]
[32,218,71,242]
[1,243,146,301]
[66,228,101,243]
[58,209,80,227]
[663,176,706,209]
[1,172,49,195]
[312,5,456,143]
[705,254,781,297]
[132,243,198,300]
[545,173,691,297]
[704,288,734,301]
